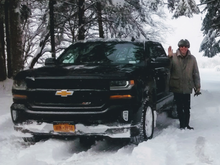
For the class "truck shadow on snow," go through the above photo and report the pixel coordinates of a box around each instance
[51,137,135,154]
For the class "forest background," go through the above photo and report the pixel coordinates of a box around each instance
[0,0,218,80]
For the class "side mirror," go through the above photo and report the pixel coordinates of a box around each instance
[155,57,170,64]
[151,56,170,67]
[45,57,56,65]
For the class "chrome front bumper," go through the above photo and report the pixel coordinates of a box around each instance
[14,121,132,138]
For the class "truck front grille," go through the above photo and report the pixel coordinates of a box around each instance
[26,78,109,111]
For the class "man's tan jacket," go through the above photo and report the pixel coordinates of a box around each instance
[169,49,201,94]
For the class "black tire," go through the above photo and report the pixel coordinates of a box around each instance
[130,104,154,144]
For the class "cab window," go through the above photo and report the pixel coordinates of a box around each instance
[148,44,166,58]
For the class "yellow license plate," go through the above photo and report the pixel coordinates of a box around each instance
[53,123,75,132]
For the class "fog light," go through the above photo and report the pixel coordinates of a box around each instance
[123,110,129,121]
[14,104,25,109]
[11,110,17,122]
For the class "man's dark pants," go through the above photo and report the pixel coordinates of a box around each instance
[174,93,191,128]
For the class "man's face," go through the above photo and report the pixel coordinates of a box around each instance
[179,46,188,56]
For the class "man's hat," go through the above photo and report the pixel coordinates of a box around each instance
[178,39,190,48]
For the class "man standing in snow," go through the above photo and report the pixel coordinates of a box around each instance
[168,39,201,130]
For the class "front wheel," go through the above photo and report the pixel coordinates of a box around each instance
[130,104,154,144]
[23,135,48,144]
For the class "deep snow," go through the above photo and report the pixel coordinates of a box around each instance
[1,54,220,165]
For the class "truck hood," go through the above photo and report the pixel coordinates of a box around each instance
[16,63,143,79]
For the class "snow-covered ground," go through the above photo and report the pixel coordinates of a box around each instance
[1,55,220,165]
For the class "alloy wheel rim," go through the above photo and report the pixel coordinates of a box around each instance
[145,106,153,137]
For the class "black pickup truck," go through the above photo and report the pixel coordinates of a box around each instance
[11,39,177,144]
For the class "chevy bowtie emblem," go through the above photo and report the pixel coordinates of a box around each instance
[55,90,74,97]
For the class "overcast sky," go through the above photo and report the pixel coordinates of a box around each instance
[164,0,205,58]
[165,14,204,57]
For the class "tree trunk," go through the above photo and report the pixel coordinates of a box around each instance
[5,0,23,78]
[4,0,12,78]
[78,0,85,40]
[49,0,55,58]
[29,32,50,69]
[0,2,6,81]
[96,2,104,38]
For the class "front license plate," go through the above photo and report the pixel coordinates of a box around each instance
[53,123,75,132]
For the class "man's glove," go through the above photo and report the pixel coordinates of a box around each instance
[194,88,201,97]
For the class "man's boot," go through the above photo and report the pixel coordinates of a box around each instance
[186,125,194,130]
[179,114,186,129]
[185,112,194,130]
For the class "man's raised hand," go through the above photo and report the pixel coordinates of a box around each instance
[168,46,173,57]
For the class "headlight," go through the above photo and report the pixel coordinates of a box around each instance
[12,79,27,90]
[110,80,134,90]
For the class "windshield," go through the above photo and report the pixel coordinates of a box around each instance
[57,42,144,64]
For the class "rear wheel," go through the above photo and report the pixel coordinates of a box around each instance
[168,101,178,119]
[131,104,154,144]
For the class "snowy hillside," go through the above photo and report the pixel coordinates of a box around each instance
[1,55,220,165]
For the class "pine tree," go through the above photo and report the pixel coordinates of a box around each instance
[168,0,200,18]
[200,0,220,57]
